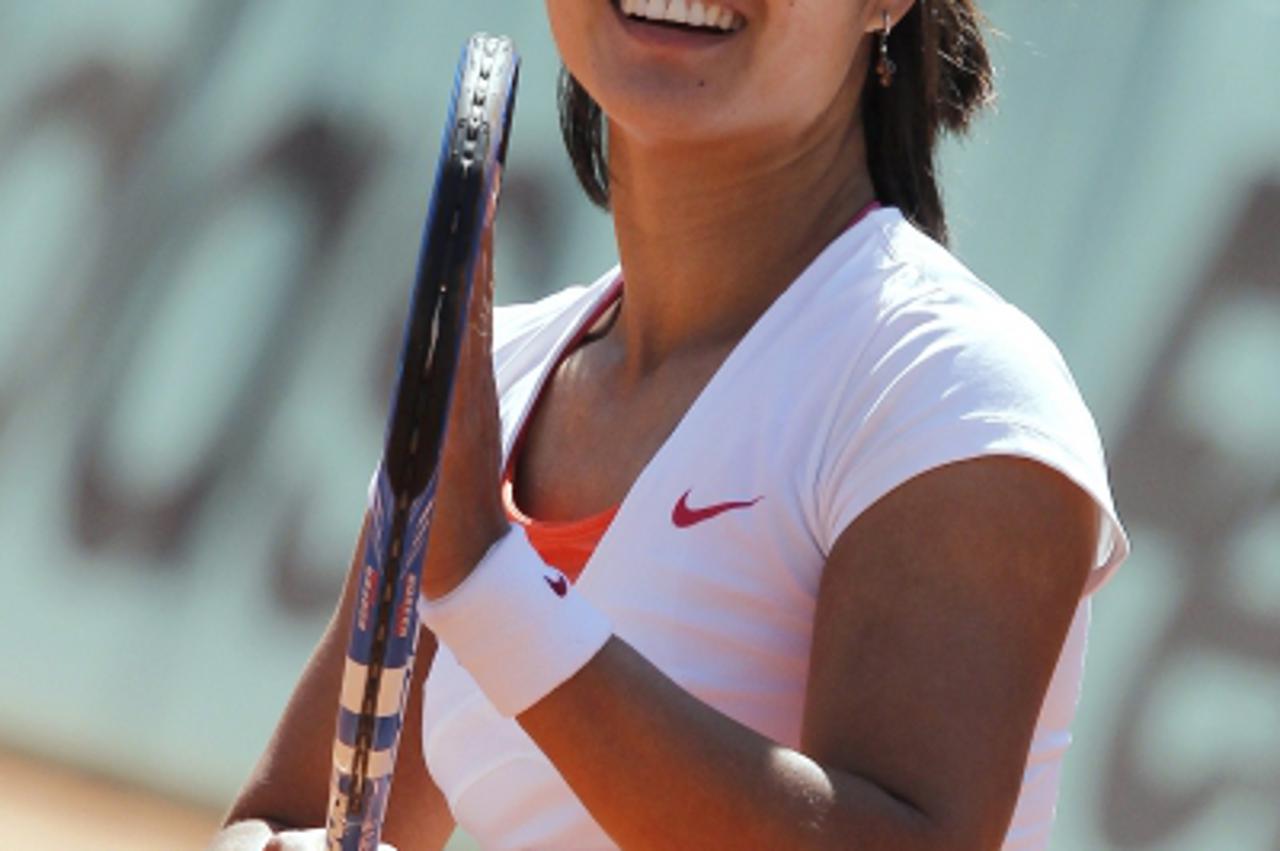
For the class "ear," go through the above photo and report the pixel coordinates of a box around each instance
[862,0,918,34]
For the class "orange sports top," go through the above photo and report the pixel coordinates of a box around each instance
[501,288,624,582]
[502,478,617,583]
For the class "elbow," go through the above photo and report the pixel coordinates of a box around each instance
[905,797,1019,851]
[805,818,1007,851]
[800,783,1014,851]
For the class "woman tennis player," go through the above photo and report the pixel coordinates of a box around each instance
[216,0,1129,848]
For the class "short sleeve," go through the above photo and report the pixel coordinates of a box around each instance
[815,290,1129,595]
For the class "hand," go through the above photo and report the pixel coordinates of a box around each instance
[208,822,398,851]
[419,218,509,601]
[264,827,396,851]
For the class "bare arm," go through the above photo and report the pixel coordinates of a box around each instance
[516,456,1096,849]
[212,515,455,851]
[210,214,507,851]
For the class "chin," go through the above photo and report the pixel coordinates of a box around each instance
[588,71,754,148]
[610,100,734,149]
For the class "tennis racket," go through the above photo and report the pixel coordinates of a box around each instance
[325,33,520,851]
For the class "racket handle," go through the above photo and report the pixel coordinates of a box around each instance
[326,768,393,851]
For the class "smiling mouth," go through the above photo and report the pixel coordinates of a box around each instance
[613,0,747,35]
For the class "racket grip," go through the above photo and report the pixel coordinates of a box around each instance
[326,467,434,850]
[326,770,392,851]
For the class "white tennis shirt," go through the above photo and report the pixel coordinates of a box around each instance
[417,208,1130,849]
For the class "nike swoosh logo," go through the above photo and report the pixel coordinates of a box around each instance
[672,490,763,528]
[544,573,569,597]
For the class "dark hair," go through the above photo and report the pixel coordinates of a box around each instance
[557,1,995,246]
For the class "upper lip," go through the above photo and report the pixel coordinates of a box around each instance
[616,0,750,27]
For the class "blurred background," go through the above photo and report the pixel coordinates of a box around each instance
[0,1,1277,848]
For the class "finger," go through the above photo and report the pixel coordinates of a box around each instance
[262,828,398,851]
[469,220,495,348]
[455,219,496,418]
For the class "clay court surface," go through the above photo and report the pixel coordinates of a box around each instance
[0,750,484,849]
[0,750,221,849]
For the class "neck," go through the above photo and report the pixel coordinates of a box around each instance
[603,103,876,378]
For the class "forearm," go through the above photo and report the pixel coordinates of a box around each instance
[517,637,939,851]
[218,509,453,851]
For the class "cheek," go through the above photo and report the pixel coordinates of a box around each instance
[544,0,589,76]
[754,15,867,120]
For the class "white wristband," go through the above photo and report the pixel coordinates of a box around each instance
[419,525,613,717]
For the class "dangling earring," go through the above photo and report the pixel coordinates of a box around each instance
[876,11,897,88]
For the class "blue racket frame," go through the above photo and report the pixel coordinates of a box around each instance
[326,33,519,851]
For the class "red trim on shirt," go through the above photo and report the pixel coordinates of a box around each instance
[503,285,624,581]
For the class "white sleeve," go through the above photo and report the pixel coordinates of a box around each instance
[815,294,1129,595]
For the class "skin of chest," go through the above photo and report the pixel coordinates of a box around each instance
[512,332,734,523]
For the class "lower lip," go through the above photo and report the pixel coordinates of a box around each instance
[611,2,742,50]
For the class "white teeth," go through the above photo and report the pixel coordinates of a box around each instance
[621,0,745,33]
